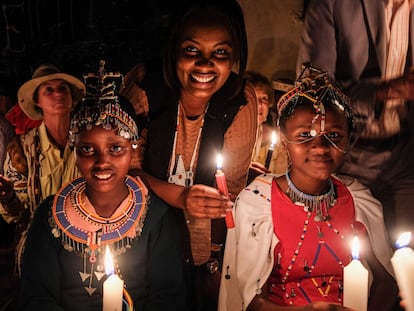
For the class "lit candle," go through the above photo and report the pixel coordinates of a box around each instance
[265,130,277,169]
[391,232,414,311]
[343,236,368,311]
[103,246,124,311]
[215,154,234,229]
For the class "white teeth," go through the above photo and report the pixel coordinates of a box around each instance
[95,174,111,179]
[191,74,215,83]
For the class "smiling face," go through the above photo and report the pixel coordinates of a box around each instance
[35,79,73,118]
[75,126,132,199]
[176,13,234,103]
[281,102,349,192]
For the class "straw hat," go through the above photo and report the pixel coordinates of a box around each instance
[18,64,86,120]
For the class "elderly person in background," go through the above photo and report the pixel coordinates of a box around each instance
[0,64,85,272]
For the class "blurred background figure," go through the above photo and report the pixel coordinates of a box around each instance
[297,0,414,248]
[246,71,288,183]
[0,64,85,277]
[5,104,42,136]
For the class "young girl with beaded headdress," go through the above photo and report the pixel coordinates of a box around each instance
[19,61,186,310]
[218,64,399,311]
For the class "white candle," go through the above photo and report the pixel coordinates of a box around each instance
[343,236,368,311]
[391,232,414,311]
[103,246,124,311]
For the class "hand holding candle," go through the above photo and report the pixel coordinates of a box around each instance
[103,246,124,311]
[343,236,368,311]
[215,154,234,229]
[391,232,414,311]
[265,130,277,169]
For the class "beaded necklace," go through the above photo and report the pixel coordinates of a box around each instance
[51,175,147,258]
[69,182,135,233]
[168,102,209,187]
[285,171,337,222]
[50,175,147,296]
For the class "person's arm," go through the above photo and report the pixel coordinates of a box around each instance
[0,137,28,222]
[222,82,258,200]
[0,174,22,218]
[376,70,414,101]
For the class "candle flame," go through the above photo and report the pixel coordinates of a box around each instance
[351,236,360,260]
[396,232,412,248]
[216,154,223,170]
[271,130,277,146]
[105,245,115,276]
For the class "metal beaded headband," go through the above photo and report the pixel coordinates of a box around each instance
[276,63,353,132]
[69,60,139,147]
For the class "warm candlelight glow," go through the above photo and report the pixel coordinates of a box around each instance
[105,245,115,276]
[392,232,414,311]
[103,246,124,311]
[215,153,234,228]
[351,236,360,260]
[344,236,368,311]
[216,154,223,170]
[396,232,411,248]
[271,130,277,146]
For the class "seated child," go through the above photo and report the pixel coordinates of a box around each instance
[20,62,186,310]
[219,64,399,311]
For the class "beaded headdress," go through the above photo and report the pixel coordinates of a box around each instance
[277,63,353,134]
[69,60,139,147]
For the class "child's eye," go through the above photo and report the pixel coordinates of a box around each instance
[299,132,312,139]
[325,132,342,140]
[110,145,123,153]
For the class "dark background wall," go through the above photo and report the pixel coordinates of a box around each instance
[0,0,178,90]
[0,0,305,93]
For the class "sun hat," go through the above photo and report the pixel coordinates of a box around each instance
[17,64,86,120]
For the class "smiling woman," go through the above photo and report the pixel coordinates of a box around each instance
[121,0,257,310]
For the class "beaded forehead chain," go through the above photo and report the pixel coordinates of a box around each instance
[277,63,353,136]
[69,60,139,147]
